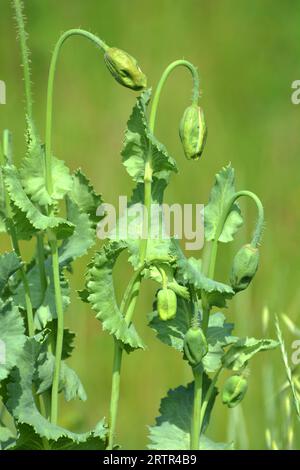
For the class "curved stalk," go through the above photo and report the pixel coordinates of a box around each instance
[140,60,200,264]
[45,29,107,425]
[108,61,200,449]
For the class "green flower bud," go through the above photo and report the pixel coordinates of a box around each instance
[183,326,208,368]
[157,288,177,321]
[222,375,248,408]
[230,244,259,292]
[179,104,207,160]
[104,47,147,91]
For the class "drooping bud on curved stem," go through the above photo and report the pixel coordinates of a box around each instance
[179,104,207,160]
[104,47,147,90]
[45,29,146,195]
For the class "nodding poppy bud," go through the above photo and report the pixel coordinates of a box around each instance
[157,288,177,321]
[104,47,147,91]
[222,375,248,408]
[230,244,259,292]
[179,104,207,160]
[183,326,208,368]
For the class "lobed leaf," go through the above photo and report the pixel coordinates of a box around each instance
[148,379,226,450]
[2,336,107,450]
[0,252,21,295]
[222,337,279,371]
[0,300,26,382]
[177,257,234,307]
[86,242,144,350]
[204,165,243,243]
[3,164,74,239]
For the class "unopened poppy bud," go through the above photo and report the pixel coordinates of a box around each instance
[104,47,147,91]
[179,104,207,160]
[222,375,248,408]
[157,288,177,321]
[183,326,208,368]
[230,244,259,292]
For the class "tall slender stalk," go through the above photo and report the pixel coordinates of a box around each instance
[44,29,108,424]
[12,0,48,298]
[107,60,200,449]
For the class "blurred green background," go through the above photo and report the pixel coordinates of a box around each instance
[1,0,300,449]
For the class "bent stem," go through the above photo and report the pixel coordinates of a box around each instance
[45,29,107,425]
[108,61,200,449]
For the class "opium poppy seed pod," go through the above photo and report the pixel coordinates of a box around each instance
[179,104,207,160]
[222,375,248,408]
[230,244,259,293]
[104,47,147,91]
[157,288,177,321]
[183,326,208,367]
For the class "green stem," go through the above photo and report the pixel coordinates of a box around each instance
[12,0,48,299]
[199,367,222,431]
[139,60,200,264]
[12,0,33,120]
[49,237,64,425]
[45,29,107,193]
[191,367,203,450]
[45,29,107,425]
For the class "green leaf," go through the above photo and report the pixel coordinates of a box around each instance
[0,252,21,295]
[36,351,87,402]
[3,164,74,239]
[148,379,220,450]
[0,426,15,450]
[0,301,26,381]
[12,259,70,329]
[59,197,95,266]
[122,90,177,183]
[205,165,243,243]
[223,337,279,371]
[150,302,236,373]
[13,421,107,450]
[177,257,234,307]
[106,178,177,269]
[86,242,144,350]
[2,336,107,450]
[69,169,103,225]
[20,119,73,206]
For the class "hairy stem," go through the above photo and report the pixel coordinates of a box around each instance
[12,0,48,299]
[45,29,107,425]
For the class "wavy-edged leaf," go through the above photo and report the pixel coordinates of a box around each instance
[70,169,103,225]
[86,242,144,351]
[20,119,73,206]
[59,197,95,266]
[0,426,15,450]
[223,337,279,371]
[13,421,107,450]
[36,351,86,402]
[2,337,107,449]
[0,300,26,381]
[205,165,243,243]
[149,301,236,373]
[3,164,74,239]
[0,252,21,295]
[121,89,177,183]
[148,379,222,450]
[177,257,234,307]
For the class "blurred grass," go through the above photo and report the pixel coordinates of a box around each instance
[1,0,300,449]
